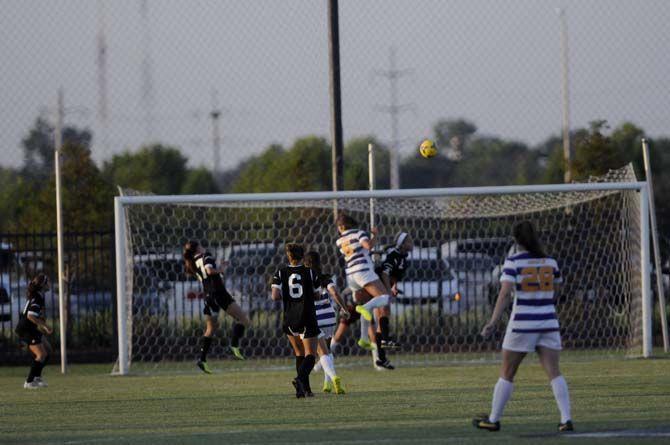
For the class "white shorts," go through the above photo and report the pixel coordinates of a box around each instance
[318,325,335,339]
[346,269,379,291]
[502,328,562,353]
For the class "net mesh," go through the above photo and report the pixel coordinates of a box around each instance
[114,165,643,372]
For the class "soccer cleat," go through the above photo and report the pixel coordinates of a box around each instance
[230,346,245,360]
[323,380,333,393]
[355,305,372,322]
[34,377,48,387]
[196,359,213,374]
[23,381,40,389]
[558,420,574,432]
[292,378,306,398]
[357,338,374,351]
[332,376,346,395]
[375,359,395,370]
[472,416,500,431]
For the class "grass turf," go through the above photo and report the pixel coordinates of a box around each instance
[0,357,669,444]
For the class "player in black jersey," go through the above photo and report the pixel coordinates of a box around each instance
[271,243,320,398]
[15,273,52,389]
[183,241,250,373]
[373,231,413,349]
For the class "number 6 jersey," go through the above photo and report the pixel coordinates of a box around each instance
[500,251,563,334]
[271,264,319,331]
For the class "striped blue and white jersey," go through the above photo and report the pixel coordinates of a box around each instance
[314,273,337,328]
[500,251,562,334]
[336,229,374,276]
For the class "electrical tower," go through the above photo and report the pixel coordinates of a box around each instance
[210,89,223,183]
[374,47,412,189]
[96,0,109,154]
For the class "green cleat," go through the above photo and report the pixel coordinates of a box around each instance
[230,346,246,360]
[357,338,374,351]
[196,359,213,374]
[355,305,372,322]
[472,415,500,432]
[323,380,333,393]
[332,376,346,395]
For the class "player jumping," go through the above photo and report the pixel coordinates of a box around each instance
[473,221,574,433]
[271,243,321,398]
[15,273,52,389]
[335,213,394,370]
[304,251,348,394]
[183,240,250,373]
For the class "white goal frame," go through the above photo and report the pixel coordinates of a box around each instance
[114,181,653,375]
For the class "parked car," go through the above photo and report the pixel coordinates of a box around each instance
[395,247,460,312]
[223,242,280,312]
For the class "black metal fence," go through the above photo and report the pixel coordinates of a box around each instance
[0,231,116,365]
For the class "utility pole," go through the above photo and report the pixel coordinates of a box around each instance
[328,0,344,194]
[96,0,109,155]
[558,8,572,183]
[210,89,222,183]
[139,0,156,144]
[375,47,412,189]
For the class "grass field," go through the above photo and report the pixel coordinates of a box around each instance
[1,356,669,445]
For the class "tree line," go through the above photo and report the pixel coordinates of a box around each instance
[1,116,668,260]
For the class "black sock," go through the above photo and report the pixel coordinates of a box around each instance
[27,359,41,383]
[200,336,213,362]
[376,336,387,362]
[379,316,390,341]
[295,355,305,375]
[231,323,245,348]
[298,354,316,387]
[36,357,47,377]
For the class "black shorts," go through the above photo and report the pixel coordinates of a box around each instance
[15,321,42,346]
[283,322,320,339]
[203,288,235,316]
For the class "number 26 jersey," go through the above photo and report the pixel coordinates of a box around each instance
[271,264,318,328]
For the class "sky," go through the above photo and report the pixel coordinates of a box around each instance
[1,0,668,172]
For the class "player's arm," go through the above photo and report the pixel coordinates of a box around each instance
[327,284,347,311]
[27,312,52,335]
[359,227,377,250]
[481,281,513,337]
[270,270,282,301]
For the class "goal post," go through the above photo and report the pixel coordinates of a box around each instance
[113,169,653,375]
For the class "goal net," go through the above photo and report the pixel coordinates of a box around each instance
[113,165,652,374]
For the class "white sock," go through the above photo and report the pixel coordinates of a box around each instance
[320,354,337,380]
[363,294,390,311]
[330,338,339,350]
[371,345,379,365]
[360,319,370,342]
[313,360,322,373]
[324,373,332,384]
[489,378,514,422]
[551,375,572,423]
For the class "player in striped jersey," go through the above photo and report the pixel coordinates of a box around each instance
[473,221,574,433]
[335,213,394,369]
[304,251,348,394]
[183,241,250,374]
[15,274,52,389]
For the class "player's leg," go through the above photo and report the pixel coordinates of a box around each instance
[287,334,309,398]
[353,290,374,350]
[34,339,52,387]
[537,345,573,432]
[474,349,525,430]
[25,342,47,389]
[296,334,318,397]
[330,320,349,354]
[357,279,391,321]
[224,300,250,360]
[197,313,218,373]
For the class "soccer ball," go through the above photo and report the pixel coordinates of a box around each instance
[419,139,438,158]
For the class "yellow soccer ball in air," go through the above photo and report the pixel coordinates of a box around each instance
[419,139,438,158]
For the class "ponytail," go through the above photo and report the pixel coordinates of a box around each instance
[512,221,546,258]
[183,240,199,276]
